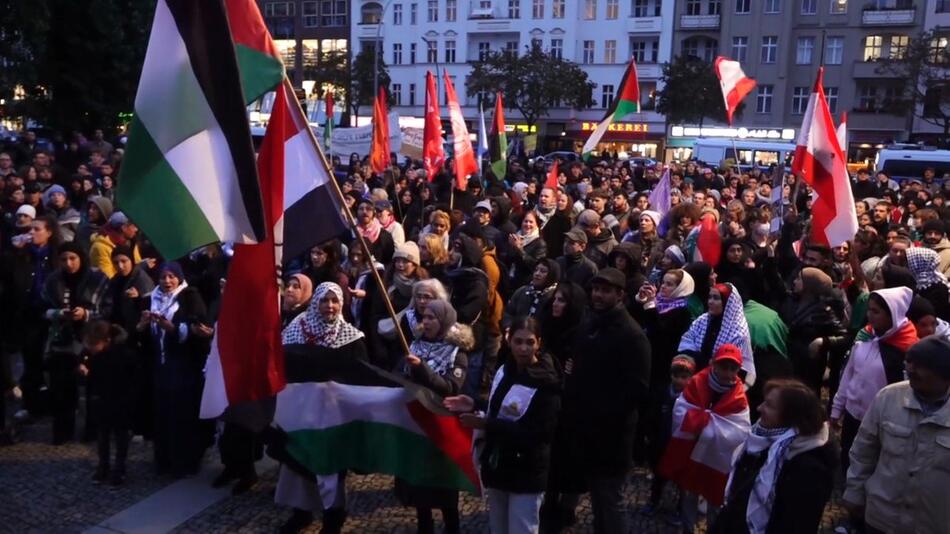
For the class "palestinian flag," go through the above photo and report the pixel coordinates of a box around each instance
[489,93,507,183]
[118,0,267,261]
[273,347,479,492]
[582,58,641,160]
[224,0,285,103]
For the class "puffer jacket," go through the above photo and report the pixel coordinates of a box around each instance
[843,381,950,534]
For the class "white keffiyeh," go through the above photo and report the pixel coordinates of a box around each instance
[282,282,365,349]
[678,283,757,385]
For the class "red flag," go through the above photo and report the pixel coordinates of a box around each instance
[545,159,559,191]
[443,71,478,190]
[714,57,756,126]
[423,71,445,182]
[792,68,857,247]
[325,90,334,120]
[370,86,390,174]
[697,213,722,267]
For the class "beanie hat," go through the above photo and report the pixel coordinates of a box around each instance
[800,267,833,296]
[922,219,946,236]
[671,355,696,373]
[158,262,185,282]
[639,210,661,229]
[15,204,36,219]
[393,242,421,266]
[43,184,66,205]
[906,335,950,380]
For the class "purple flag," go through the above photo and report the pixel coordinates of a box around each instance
[648,167,672,217]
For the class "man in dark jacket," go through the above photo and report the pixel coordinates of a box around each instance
[557,228,598,288]
[577,210,617,268]
[448,234,490,397]
[563,268,651,533]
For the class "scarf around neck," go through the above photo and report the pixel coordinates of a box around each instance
[357,218,382,243]
[282,282,365,349]
[409,335,459,376]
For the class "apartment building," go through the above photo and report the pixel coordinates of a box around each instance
[259,1,351,91]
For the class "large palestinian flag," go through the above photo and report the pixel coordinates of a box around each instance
[118,0,266,261]
[582,58,641,160]
[273,347,479,492]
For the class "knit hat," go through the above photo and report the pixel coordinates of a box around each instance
[602,214,619,231]
[15,204,36,219]
[43,184,66,205]
[800,267,833,296]
[393,242,421,266]
[922,219,946,236]
[671,354,696,374]
[158,262,185,282]
[906,335,950,380]
[712,343,743,366]
[374,199,393,212]
[639,210,661,229]
[577,209,601,228]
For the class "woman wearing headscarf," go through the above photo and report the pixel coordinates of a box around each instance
[281,273,313,329]
[718,238,765,304]
[636,268,696,391]
[905,246,950,321]
[712,379,837,534]
[831,286,917,470]
[379,279,449,371]
[779,267,848,394]
[276,282,367,534]
[503,258,559,329]
[646,243,687,286]
[506,210,547,290]
[396,299,473,534]
[678,283,757,387]
[137,262,213,476]
[684,261,716,320]
[43,241,108,443]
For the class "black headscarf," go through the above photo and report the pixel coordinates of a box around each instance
[685,262,713,304]
[57,240,89,292]
[882,263,917,291]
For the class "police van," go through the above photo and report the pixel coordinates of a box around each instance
[692,139,796,171]
[874,145,950,182]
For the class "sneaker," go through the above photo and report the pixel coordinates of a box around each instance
[93,466,109,484]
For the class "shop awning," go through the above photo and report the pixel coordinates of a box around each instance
[666,138,694,148]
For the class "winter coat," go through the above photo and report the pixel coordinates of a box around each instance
[843,381,950,534]
[407,324,474,397]
[85,328,138,426]
[88,231,142,278]
[506,236,547,290]
[480,353,561,493]
[74,196,114,251]
[447,237,489,327]
[540,210,572,261]
[583,225,618,268]
[0,244,56,345]
[103,265,154,334]
[43,267,109,351]
[928,237,950,279]
[556,253,598,289]
[563,303,651,476]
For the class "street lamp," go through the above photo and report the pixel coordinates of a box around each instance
[373,0,395,97]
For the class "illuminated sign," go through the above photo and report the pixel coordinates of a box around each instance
[504,124,538,133]
[670,125,795,140]
[581,122,649,133]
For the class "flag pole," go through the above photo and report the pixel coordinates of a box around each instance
[281,77,412,357]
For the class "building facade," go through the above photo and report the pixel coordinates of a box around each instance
[352,0,675,158]
[911,0,950,144]
[671,0,925,165]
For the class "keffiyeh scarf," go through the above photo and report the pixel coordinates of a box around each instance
[656,271,695,314]
[906,246,949,291]
[149,281,189,359]
[678,283,757,385]
[357,218,382,243]
[409,336,459,376]
[524,284,557,317]
[283,282,365,349]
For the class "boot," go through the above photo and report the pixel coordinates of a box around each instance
[279,509,313,534]
[320,507,346,534]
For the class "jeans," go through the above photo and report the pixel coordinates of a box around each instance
[587,474,626,534]
[486,488,543,534]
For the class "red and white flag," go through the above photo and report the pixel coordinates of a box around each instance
[443,72,478,190]
[714,57,756,125]
[836,111,847,155]
[423,71,445,182]
[544,159,559,191]
[792,68,857,247]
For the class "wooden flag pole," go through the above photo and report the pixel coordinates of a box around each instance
[281,77,412,357]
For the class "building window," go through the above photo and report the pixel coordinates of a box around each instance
[585,0,597,19]
[732,37,748,62]
[736,0,750,14]
[764,0,781,12]
[302,40,319,71]
[509,0,521,17]
[607,0,619,18]
[604,40,617,63]
[791,86,809,114]
[889,35,909,59]
[825,86,838,113]
[274,39,296,68]
[830,0,846,13]
[761,36,778,63]
[533,0,544,18]
[824,36,843,64]
[410,42,417,63]
[393,43,403,64]
[479,42,491,60]
[320,0,346,26]
[630,39,658,62]
[683,38,699,58]
[801,0,816,14]
[602,84,615,108]
[864,35,883,61]
[409,83,416,105]
[410,2,418,24]
[703,38,719,62]
[505,41,519,56]
[756,85,773,113]
[796,37,814,64]
[550,39,563,59]
[447,0,457,20]
[302,1,318,27]
[392,3,404,24]
[445,40,456,63]
[633,0,650,16]
[583,40,596,63]
[938,0,950,13]
[686,0,702,15]
[392,84,402,105]
[427,0,438,21]
[930,36,949,63]
[858,85,877,111]
[264,1,295,17]
[708,0,721,15]
[427,40,438,62]
[553,0,565,17]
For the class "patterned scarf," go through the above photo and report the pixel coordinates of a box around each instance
[734,422,806,534]
[282,282,365,349]
[906,246,949,291]
[678,283,757,384]
[357,217,382,243]
[149,280,189,360]
[524,283,557,317]
[408,336,459,376]
[656,271,695,314]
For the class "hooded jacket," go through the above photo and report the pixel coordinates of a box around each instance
[447,234,489,326]
[74,196,114,251]
[42,243,109,348]
[89,229,142,278]
[583,223,618,268]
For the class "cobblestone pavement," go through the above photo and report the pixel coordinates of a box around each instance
[2,413,851,533]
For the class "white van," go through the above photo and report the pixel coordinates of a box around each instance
[692,139,796,171]
[874,145,950,181]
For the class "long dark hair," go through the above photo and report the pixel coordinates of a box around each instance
[763,379,826,436]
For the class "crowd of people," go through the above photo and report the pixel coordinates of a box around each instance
[2,129,950,534]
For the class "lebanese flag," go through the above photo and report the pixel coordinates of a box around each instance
[837,111,847,154]
[792,68,857,247]
[658,367,751,506]
[443,72,478,190]
[544,159,559,191]
[423,71,445,182]
[200,81,348,420]
[370,86,391,174]
[714,57,756,126]
[697,212,722,267]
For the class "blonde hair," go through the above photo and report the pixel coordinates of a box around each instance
[429,209,450,228]
[421,233,449,265]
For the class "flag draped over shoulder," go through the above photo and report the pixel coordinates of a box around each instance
[118,0,267,261]
[582,59,640,160]
[273,347,480,493]
[489,93,508,183]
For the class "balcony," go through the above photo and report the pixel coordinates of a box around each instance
[852,61,902,78]
[467,19,515,32]
[637,64,662,78]
[627,16,663,33]
[357,23,380,38]
[680,14,720,30]
[862,7,916,25]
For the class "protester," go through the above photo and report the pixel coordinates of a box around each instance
[678,283,757,385]
[281,273,313,328]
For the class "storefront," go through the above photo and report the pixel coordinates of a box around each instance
[665,124,796,163]
[560,120,665,159]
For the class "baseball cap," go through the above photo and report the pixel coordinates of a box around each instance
[590,267,626,290]
[374,199,393,212]
[474,199,492,213]
[713,344,743,366]
[564,228,588,244]
[109,211,129,227]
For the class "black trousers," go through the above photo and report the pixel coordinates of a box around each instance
[219,422,262,476]
[841,411,862,472]
[47,351,79,443]
[97,423,130,472]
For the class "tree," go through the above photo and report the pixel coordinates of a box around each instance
[877,30,950,143]
[656,55,733,128]
[349,46,390,122]
[466,43,595,129]
[307,48,350,124]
